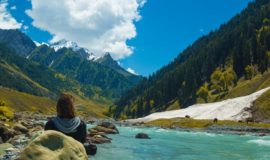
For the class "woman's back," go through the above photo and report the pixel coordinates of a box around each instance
[44,93,87,143]
[45,117,87,143]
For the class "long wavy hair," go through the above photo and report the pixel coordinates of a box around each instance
[56,93,75,119]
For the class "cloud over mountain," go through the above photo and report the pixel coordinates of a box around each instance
[0,1,22,29]
[27,0,146,60]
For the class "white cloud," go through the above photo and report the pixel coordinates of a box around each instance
[23,25,29,30]
[0,1,22,29]
[127,67,138,75]
[27,0,146,60]
[10,5,16,10]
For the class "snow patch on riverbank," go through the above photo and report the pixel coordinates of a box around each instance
[129,87,270,123]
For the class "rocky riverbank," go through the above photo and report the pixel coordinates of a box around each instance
[205,125,270,136]
[0,112,119,160]
[0,112,47,159]
[122,119,270,137]
[1,112,270,159]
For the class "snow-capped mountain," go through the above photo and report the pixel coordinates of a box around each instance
[50,39,83,52]
[50,40,96,60]
[48,40,142,81]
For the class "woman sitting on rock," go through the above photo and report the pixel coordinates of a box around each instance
[45,93,87,143]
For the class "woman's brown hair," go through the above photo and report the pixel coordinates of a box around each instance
[56,93,75,119]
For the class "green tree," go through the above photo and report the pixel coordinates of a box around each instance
[196,83,209,103]
[244,65,257,80]
[210,68,223,92]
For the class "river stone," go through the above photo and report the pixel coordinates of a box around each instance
[84,143,97,155]
[7,135,29,146]
[97,122,119,134]
[18,130,88,160]
[135,133,151,139]
[0,124,16,142]
[88,134,111,144]
[0,143,13,156]
[28,126,43,136]
[94,126,118,134]
[13,124,28,134]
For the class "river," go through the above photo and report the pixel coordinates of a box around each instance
[89,125,270,160]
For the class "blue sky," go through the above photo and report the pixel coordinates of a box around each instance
[2,0,253,76]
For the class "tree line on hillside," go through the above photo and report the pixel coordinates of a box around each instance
[110,0,270,119]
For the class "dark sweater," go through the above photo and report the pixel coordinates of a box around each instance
[45,119,87,143]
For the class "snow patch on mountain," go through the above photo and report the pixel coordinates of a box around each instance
[51,40,82,51]
[34,41,48,47]
[50,40,97,60]
[127,67,138,75]
[128,87,270,122]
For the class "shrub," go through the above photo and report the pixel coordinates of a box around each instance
[0,106,14,119]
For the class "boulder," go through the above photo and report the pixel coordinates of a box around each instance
[97,122,119,134]
[7,135,29,146]
[18,130,88,160]
[86,119,96,124]
[185,115,190,118]
[258,133,266,136]
[87,128,112,144]
[3,146,21,159]
[29,126,43,133]
[88,129,99,136]
[20,121,31,128]
[98,122,115,129]
[84,143,97,155]
[94,126,118,134]
[135,133,150,139]
[0,143,13,156]
[0,124,16,142]
[13,124,28,134]
[88,135,111,144]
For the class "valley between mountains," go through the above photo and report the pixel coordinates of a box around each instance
[1,0,270,126]
[2,0,270,159]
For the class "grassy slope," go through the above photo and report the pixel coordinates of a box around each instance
[223,72,270,100]
[222,72,270,122]
[165,71,270,111]
[71,93,109,119]
[165,100,181,111]
[0,61,52,97]
[0,87,109,118]
[253,89,270,122]
[147,118,270,129]
[162,71,270,124]
[147,73,270,126]
[0,87,55,114]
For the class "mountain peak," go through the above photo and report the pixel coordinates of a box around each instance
[95,52,115,64]
[50,39,96,60]
[102,52,113,60]
[50,40,83,52]
[0,29,36,57]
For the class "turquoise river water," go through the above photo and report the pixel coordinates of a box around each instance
[89,125,270,160]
